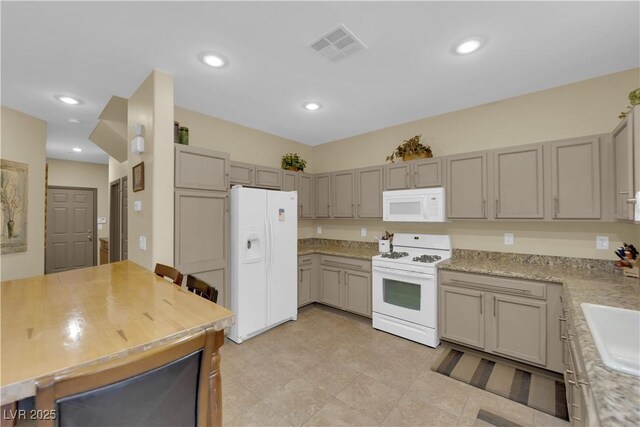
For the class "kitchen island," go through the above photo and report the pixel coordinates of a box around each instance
[0,260,234,425]
[439,252,640,426]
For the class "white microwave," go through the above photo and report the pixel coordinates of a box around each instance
[383,188,446,222]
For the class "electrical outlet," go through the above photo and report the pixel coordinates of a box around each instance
[316,226,322,235]
[504,233,514,245]
[596,236,609,250]
[361,227,367,237]
[139,235,147,251]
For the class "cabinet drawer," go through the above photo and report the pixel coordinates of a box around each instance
[440,271,547,299]
[319,255,371,272]
[298,255,313,265]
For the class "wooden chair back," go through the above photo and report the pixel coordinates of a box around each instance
[154,263,183,285]
[186,275,218,303]
[35,328,225,427]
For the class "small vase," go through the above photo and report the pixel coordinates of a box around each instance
[7,220,14,238]
[178,127,189,145]
[286,166,300,172]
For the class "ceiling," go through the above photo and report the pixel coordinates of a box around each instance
[2,2,639,165]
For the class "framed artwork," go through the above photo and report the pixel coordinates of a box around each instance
[132,161,145,192]
[1,159,28,254]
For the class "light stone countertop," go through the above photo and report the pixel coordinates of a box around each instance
[298,238,379,261]
[438,255,640,426]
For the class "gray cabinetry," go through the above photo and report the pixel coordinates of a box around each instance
[299,174,314,219]
[493,144,544,219]
[447,152,488,219]
[318,255,372,317]
[315,173,332,218]
[332,170,356,218]
[175,144,229,191]
[612,110,637,220]
[439,270,562,373]
[298,254,317,307]
[230,161,282,189]
[174,144,230,306]
[550,137,601,219]
[440,285,485,349]
[283,171,297,192]
[357,166,383,218]
[384,159,442,191]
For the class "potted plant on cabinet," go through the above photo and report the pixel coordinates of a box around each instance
[386,134,433,163]
[281,153,307,172]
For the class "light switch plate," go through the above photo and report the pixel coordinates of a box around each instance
[139,235,147,251]
[504,233,514,245]
[596,236,609,250]
[316,226,322,235]
[97,217,107,224]
[361,227,367,237]
[134,201,142,212]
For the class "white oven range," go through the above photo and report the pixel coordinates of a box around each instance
[372,233,451,347]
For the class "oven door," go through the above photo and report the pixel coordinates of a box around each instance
[372,266,436,328]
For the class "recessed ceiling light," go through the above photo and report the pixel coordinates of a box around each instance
[455,38,483,55]
[55,95,81,105]
[72,147,82,153]
[68,118,80,124]
[200,52,228,68]
[303,102,322,111]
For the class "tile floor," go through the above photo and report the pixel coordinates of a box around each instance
[220,304,570,427]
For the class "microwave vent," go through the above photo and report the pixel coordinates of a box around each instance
[308,24,367,62]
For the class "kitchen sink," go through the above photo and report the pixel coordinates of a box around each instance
[581,303,640,377]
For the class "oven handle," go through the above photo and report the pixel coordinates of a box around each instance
[373,266,433,279]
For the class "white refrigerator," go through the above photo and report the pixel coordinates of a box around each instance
[229,187,298,343]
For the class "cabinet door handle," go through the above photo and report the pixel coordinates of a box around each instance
[493,296,496,316]
[351,203,354,217]
[480,294,483,314]
[554,196,559,217]
[405,173,409,188]
[482,199,486,217]
[225,172,230,188]
[495,199,499,215]
[626,198,637,204]
[414,171,418,185]
[345,272,349,285]
[299,269,302,282]
[338,271,341,285]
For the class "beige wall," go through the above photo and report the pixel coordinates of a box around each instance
[1,107,47,280]
[174,107,314,172]
[307,68,640,260]
[313,68,640,171]
[47,158,109,239]
[108,157,128,182]
[127,70,174,271]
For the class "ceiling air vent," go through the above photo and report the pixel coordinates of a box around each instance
[308,24,367,62]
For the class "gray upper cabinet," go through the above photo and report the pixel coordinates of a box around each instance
[299,173,314,219]
[332,170,356,218]
[283,171,297,192]
[384,163,411,190]
[175,144,229,191]
[493,144,544,219]
[357,166,383,218]
[447,152,488,219]
[550,137,601,219]
[612,113,636,220]
[255,166,282,189]
[413,158,443,188]
[229,161,254,186]
[230,162,282,189]
[315,173,332,218]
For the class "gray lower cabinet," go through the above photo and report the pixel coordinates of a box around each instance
[439,270,563,373]
[446,152,489,219]
[493,144,544,219]
[298,255,317,307]
[318,255,372,317]
[357,166,383,218]
[332,170,356,218]
[550,137,601,219]
[315,173,332,218]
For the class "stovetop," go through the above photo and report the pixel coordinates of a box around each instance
[380,251,409,259]
[372,233,452,270]
[412,254,442,263]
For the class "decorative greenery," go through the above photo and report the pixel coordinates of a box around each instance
[386,134,432,163]
[619,88,640,118]
[281,153,307,171]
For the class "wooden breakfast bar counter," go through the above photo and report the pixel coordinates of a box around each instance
[0,260,234,426]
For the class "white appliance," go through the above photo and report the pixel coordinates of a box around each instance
[383,188,446,222]
[372,233,452,347]
[635,191,640,221]
[229,187,297,343]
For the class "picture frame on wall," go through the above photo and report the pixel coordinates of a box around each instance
[132,161,145,192]
[1,159,29,254]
